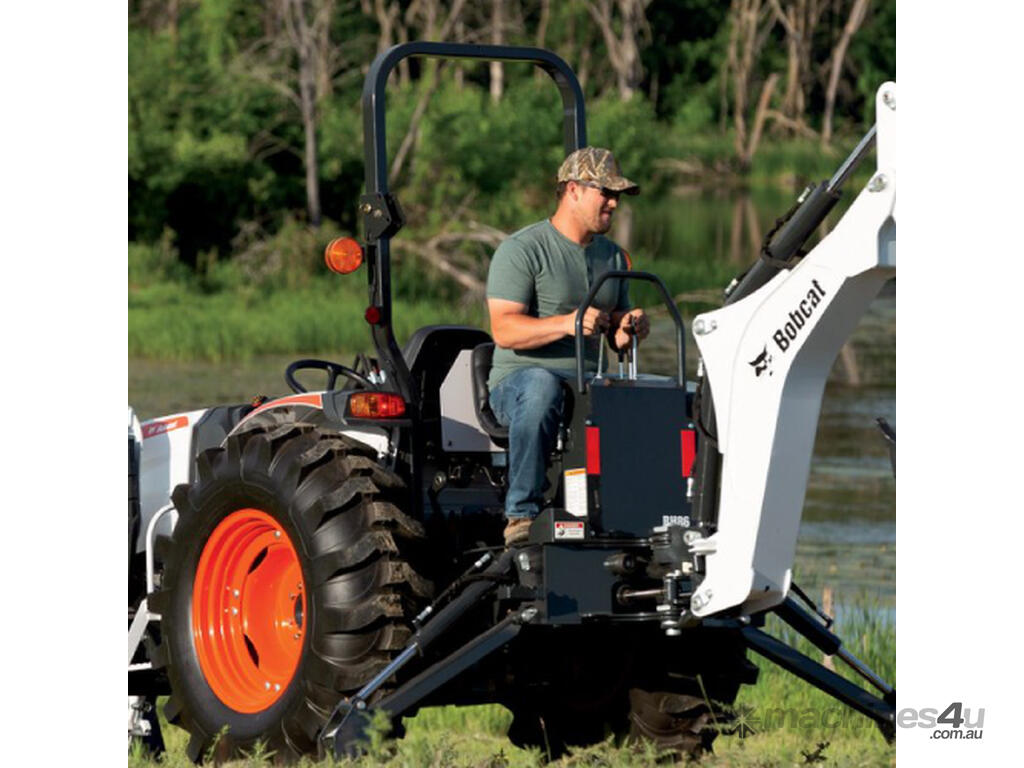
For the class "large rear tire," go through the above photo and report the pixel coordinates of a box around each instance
[626,687,731,756]
[506,678,744,761]
[150,417,430,763]
[625,632,757,759]
[505,628,753,761]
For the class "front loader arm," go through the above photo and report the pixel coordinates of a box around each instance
[689,82,896,618]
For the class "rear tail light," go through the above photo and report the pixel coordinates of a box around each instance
[348,392,406,419]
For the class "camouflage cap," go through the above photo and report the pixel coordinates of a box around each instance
[557,147,640,195]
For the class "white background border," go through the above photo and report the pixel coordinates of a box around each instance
[2,3,125,762]
[899,2,1023,764]
[5,2,1022,763]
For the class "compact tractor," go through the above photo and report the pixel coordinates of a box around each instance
[128,42,896,761]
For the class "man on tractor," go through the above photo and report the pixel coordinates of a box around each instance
[486,147,650,545]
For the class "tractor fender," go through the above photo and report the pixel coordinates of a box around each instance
[134,407,211,555]
[228,391,395,460]
[133,392,400,557]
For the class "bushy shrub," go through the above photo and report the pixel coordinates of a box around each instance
[128,228,189,286]
[231,215,347,292]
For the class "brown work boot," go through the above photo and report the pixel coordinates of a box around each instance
[503,517,532,546]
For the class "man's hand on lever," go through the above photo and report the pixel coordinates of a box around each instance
[568,307,611,337]
[610,308,649,351]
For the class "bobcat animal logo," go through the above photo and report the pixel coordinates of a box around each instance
[749,346,773,377]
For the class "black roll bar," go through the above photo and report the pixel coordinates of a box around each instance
[363,42,586,197]
[358,42,588,405]
[573,270,686,393]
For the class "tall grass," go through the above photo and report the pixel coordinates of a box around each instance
[129,276,487,362]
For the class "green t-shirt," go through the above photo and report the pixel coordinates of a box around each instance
[486,219,632,389]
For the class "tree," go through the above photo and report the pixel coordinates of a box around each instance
[723,0,778,168]
[384,0,468,184]
[821,0,870,146]
[584,0,652,100]
[490,0,505,102]
[281,0,334,226]
[239,0,347,228]
[767,0,825,135]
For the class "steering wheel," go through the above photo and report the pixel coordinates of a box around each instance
[285,358,375,394]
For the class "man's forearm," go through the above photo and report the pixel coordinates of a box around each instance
[491,312,570,350]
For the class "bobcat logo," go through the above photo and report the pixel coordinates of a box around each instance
[749,346,773,377]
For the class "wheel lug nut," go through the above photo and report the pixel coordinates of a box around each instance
[233,589,240,598]
[274,530,281,538]
[232,607,238,615]
[274,683,281,691]
[293,633,300,640]
[264,682,271,690]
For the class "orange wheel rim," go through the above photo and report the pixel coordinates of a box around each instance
[192,509,306,713]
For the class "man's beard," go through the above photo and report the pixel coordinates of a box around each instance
[593,210,614,234]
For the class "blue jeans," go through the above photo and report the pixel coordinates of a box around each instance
[489,367,565,520]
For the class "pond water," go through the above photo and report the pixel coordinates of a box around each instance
[129,187,895,613]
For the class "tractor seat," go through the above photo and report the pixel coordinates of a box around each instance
[470,343,509,442]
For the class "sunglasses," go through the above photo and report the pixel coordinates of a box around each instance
[574,181,622,200]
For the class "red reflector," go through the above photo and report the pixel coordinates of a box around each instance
[349,392,406,418]
[586,426,601,475]
[681,429,696,477]
[365,305,382,325]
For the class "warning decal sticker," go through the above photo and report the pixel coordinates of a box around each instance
[142,416,189,440]
[564,468,587,518]
[554,521,585,540]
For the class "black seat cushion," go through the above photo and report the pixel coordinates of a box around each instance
[470,343,509,441]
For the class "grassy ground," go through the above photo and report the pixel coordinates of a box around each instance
[132,717,894,768]
[129,599,894,768]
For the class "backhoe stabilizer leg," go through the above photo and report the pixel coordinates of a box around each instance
[741,627,895,730]
[319,551,516,755]
[775,596,893,696]
[327,608,534,758]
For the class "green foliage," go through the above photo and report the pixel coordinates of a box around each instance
[849,1,898,128]
[398,78,564,231]
[129,0,894,363]
[646,0,730,121]
[230,216,348,292]
[128,273,486,362]
[128,229,190,286]
[588,95,664,193]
